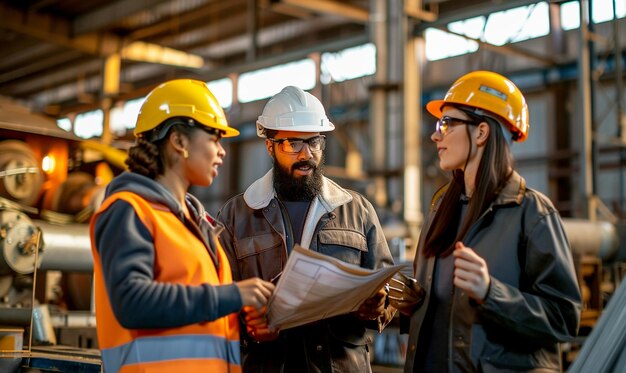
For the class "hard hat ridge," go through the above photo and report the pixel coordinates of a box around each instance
[256,86,335,138]
[284,85,308,107]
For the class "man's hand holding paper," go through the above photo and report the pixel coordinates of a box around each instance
[266,245,406,330]
[357,287,387,320]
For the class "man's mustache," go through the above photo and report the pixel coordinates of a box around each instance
[291,160,317,172]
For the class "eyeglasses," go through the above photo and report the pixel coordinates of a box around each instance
[269,135,326,154]
[435,116,478,136]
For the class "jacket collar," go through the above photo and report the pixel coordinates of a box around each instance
[431,170,526,210]
[186,193,224,235]
[493,170,525,206]
[243,169,353,211]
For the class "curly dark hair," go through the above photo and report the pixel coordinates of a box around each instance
[125,137,163,179]
[125,120,196,179]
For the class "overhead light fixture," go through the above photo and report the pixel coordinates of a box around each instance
[278,0,368,22]
[121,41,205,69]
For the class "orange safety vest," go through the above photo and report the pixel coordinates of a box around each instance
[90,191,241,373]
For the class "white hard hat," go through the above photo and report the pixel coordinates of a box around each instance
[256,86,335,138]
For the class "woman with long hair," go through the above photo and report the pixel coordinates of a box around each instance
[390,71,581,372]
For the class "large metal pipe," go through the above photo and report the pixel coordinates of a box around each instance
[562,218,619,261]
[36,220,92,272]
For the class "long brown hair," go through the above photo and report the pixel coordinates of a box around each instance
[422,108,514,257]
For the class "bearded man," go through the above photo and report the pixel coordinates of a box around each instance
[217,86,395,373]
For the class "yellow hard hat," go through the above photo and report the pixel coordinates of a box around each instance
[426,71,529,142]
[134,79,239,138]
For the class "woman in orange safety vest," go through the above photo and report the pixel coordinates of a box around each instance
[90,79,275,373]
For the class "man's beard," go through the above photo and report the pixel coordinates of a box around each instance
[273,156,324,201]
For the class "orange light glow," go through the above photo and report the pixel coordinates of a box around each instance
[42,155,56,174]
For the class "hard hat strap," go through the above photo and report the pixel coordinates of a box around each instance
[143,117,223,142]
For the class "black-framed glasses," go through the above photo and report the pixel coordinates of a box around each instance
[435,116,478,136]
[269,135,326,154]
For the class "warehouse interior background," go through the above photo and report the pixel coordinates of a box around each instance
[0,0,625,371]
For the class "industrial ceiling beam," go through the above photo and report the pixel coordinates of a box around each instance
[0,42,58,71]
[72,0,173,35]
[262,0,314,19]
[193,15,348,59]
[31,33,368,115]
[0,50,83,85]
[127,1,242,41]
[0,3,205,67]
[404,1,438,22]
[157,12,248,50]
[0,3,122,56]
[7,59,103,97]
[27,0,63,13]
[414,0,543,31]
[277,0,369,23]
[12,16,347,98]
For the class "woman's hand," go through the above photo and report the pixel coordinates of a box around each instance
[235,277,275,310]
[453,241,491,303]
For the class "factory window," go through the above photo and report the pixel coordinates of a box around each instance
[208,78,233,108]
[425,2,549,60]
[74,110,103,139]
[56,118,72,132]
[110,97,146,135]
[483,2,549,46]
[560,0,625,31]
[561,2,581,30]
[425,23,479,61]
[619,0,626,18]
[238,59,316,103]
[320,43,376,84]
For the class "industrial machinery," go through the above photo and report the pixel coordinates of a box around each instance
[0,98,127,372]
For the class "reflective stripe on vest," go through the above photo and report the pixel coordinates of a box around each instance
[101,334,240,372]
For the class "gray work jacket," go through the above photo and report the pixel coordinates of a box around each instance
[404,171,581,373]
[217,170,395,373]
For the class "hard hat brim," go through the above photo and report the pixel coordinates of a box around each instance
[426,99,446,118]
[212,123,239,137]
[256,121,334,138]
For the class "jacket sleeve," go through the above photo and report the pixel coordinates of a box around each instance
[94,200,242,329]
[477,209,582,344]
[215,201,242,281]
[360,196,397,331]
